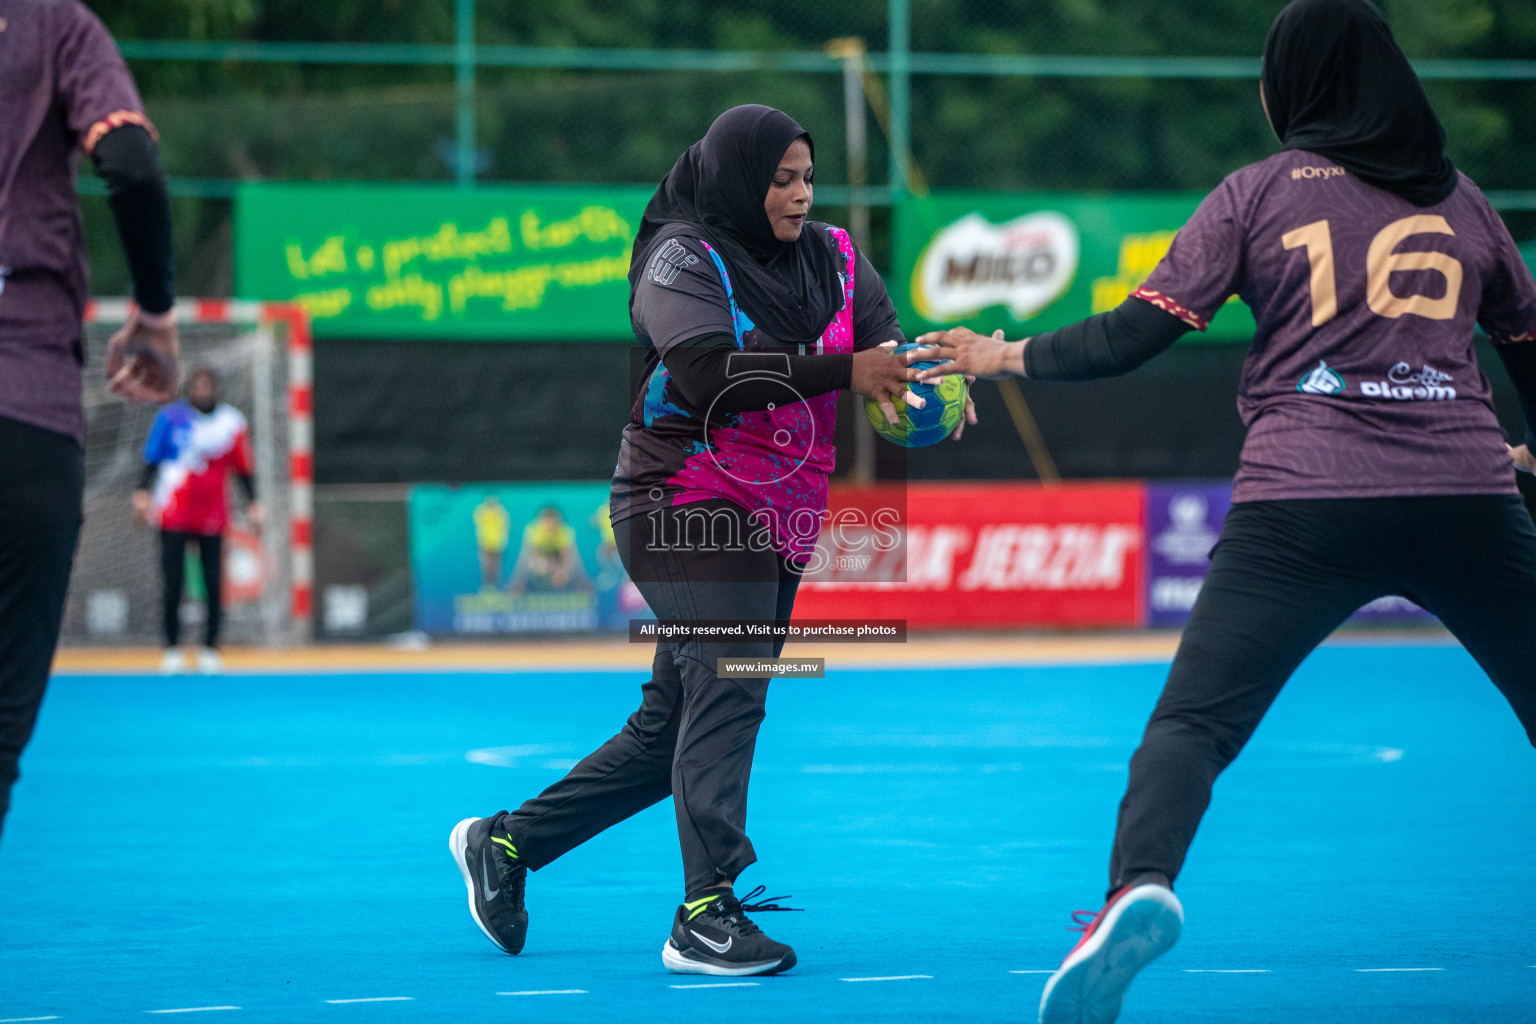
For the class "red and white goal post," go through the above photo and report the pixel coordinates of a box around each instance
[67,299,313,647]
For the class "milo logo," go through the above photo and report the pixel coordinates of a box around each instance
[911,212,1079,322]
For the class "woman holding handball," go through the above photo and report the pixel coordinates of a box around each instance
[912,1,1536,1021]
[451,104,957,975]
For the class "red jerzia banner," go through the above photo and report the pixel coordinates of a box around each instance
[794,482,1146,629]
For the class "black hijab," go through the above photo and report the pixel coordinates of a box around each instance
[1262,0,1457,207]
[630,104,843,343]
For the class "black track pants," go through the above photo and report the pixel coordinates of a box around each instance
[159,530,223,648]
[502,499,800,895]
[0,416,83,842]
[1110,495,1536,895]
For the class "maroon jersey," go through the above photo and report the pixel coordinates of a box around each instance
[1139,148,1536,501]
[0,0,153,440]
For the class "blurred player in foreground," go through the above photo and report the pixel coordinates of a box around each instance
[910,1,1536,1021]
[0,0,176,841]
[133,367,261,674]
[451,104,936,977]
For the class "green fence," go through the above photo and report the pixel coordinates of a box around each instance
[80,1,1536,298]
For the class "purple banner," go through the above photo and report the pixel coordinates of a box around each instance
[1144,481,1437,627]
[1146,482,1231,628]
[1347,594,1438,624]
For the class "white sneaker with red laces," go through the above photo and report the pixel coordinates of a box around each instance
[1038,882,1183,1024]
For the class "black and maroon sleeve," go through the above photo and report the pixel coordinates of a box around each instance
[1022,181,1242,381]
[1131,179,1246,332]
[1475,197,1536,445]
[55,2,174,314]
[850,247,905,352]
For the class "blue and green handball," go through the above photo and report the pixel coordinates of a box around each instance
[863,342,969,448]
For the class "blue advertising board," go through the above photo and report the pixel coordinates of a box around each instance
[409,482,651,635]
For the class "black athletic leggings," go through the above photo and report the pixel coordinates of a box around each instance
[0,416,83,842]
[502,498,801,896]
[160,530,223,649]
[1110,495,1536,895]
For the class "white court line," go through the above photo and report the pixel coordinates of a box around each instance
[840,975,934,983]
[669,982,760,990]
[1355,968,1445,973]
[1009,970,1055,974]
[498,991,588,996]
[323,997,413,1004]
[146,1010,240,1016]
[1184,969,1271,973]
[1,1017,62,1022]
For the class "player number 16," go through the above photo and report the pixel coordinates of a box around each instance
[1282,214,1463,327]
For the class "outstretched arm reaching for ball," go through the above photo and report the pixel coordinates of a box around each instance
[908,296,1192,384]
[658,335,926,425]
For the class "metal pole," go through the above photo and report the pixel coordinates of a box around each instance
[887,0,910,197]
[455,0,476,187]
[251,324,280,643]
[834,40,871,250]
[828,38,878,485]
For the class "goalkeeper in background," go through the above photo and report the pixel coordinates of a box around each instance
[133,367,262,675]
[0,0,178,840]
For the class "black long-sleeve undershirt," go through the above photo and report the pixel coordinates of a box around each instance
[1495,341,1536,447]
[1022,296,1193,381]
[1021,293,1536,447]
[91,124,174,314]
[659,333,853,414]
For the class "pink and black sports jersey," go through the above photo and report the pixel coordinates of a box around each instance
[144,401,253,536]
[1139,148,1536,501]
[0,0,153,441]
[611,225,902,559]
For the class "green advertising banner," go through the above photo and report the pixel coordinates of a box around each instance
[895,192,1255,341]
[235,183,653,340]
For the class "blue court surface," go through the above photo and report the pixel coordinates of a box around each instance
[3,642,1534,1023]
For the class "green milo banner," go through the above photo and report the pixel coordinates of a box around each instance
[235,183,653,339]
[895,192,1255,341]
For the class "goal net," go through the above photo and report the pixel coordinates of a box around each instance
[60,300,313,647]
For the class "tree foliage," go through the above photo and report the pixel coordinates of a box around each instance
[77,0,1536,295]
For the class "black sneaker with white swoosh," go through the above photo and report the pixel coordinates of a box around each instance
[449,814,527,954]
[662,886,799,976]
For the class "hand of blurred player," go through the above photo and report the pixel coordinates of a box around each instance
[131,488,152,526]
[851,340,925,426]
[910,326,1025,381]
[950,374,979,441]
[247,501,265,532]
[105,307,180,404]
[1511,444,1536,474]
